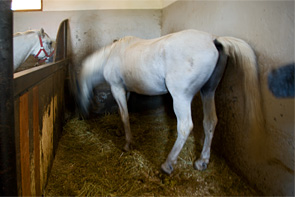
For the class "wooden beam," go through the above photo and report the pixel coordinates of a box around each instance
[33,87,41,196]
[13,59,68,97]
[19,93,31,196]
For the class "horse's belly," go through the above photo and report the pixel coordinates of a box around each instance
[125,78,168,95]
[122,51,168,95]
[123,71,168,95]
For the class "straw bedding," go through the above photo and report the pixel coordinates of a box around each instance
[44,109,257,196]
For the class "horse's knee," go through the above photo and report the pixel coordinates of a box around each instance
[178,120,193,138]
[186,120,194,134]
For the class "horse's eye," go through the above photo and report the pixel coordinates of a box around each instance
[49,41,52,46]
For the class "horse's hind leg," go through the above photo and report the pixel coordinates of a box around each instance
[161,95,193,174]
[194,92,217,170]
[194,41,228,170]
[110,85,133,151]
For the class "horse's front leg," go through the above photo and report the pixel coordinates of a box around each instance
[110,86,133,151]
[161,96,193,174]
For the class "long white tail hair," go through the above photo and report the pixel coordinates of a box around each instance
[216,36,264,138]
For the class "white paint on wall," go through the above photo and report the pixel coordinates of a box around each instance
[43,0,178,11]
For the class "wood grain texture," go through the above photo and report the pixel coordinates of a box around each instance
[19,92,31,196]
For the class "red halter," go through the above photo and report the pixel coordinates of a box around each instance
[34,35,55,63]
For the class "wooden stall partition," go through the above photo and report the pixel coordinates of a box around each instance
[13,20,69,196]
[54,19,68,62]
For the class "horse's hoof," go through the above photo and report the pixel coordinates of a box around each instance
[161,162,173,175]
[115,129,124,137]
[123,144,130,152]
[123,143,133,152]
[194,159,208,171]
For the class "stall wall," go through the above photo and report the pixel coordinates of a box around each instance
[42,0,177,10]
[162,1,294,196]
[14,10,161,69]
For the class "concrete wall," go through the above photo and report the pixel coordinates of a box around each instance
[14,10,161,68]
[162,1,294,196]
[42,0,178,10]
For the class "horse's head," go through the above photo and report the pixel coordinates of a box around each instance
[34,28,55,63]
[69,64,92,118]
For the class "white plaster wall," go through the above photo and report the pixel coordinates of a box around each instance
[43,0,161,10]
[42,0,177,10]
[14,9,162,69]
[162,1,294,195]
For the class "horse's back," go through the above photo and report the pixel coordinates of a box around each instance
[120,29,217,69]
[105,30,218,95]
[124,30,217,68]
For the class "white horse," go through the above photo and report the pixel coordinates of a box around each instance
[13,28,55,71]
[75,29,263,174]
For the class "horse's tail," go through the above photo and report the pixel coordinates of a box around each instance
[216,36,264,135]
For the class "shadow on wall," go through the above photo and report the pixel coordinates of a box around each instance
[268,63,295,98]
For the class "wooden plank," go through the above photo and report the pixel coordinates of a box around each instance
[19,92,31,196]
[33,86,41,196]
[64,21,68,58]
[28,90,35,196]
[13,59,68,97]
[38,75,54,193]
[54,23,65,61]
[54,19,68,61]
[14,98,22,196]
[53,69,66,155]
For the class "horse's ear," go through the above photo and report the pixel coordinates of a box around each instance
[40,28,45,38]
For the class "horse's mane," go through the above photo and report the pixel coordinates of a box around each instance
[111,36,142,51]
[13,30,39,37]
[119,36,141,43]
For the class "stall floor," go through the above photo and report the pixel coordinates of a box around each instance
[44,109,258,196]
